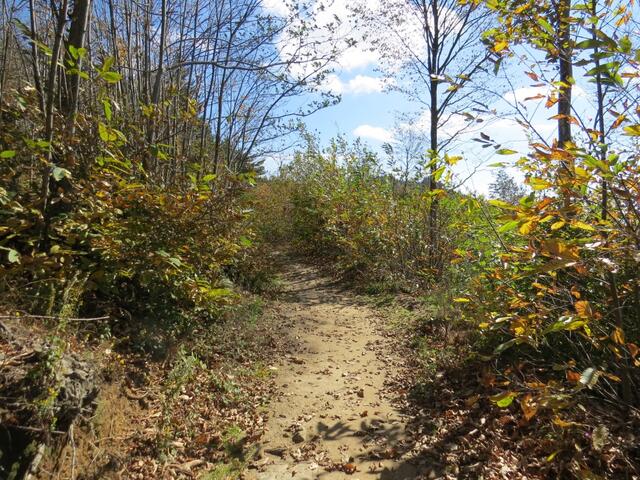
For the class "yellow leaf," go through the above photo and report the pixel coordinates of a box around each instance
[519,220,535,235]
[551,220,566,230]
[611,327,625,344]
[494,40,509,53]
[575,300,593,318]
[552,416,577,428]
[454,297,470,303]
[571,221,596,231]
[528,177,552,190]
[542,239,580,260]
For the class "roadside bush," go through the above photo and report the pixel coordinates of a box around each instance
[258,136,488,293]
[0,86,261,335]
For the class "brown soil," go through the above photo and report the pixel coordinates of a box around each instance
[245,260,428,479]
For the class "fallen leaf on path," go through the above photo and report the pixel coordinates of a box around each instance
[265,447,287,458]
[341,463,357,474]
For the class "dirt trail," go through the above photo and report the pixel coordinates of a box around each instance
[246,260,427,480]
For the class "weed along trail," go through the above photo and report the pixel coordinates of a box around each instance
[246,260,426,480]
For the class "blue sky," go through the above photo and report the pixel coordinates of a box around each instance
[259,0,612,195]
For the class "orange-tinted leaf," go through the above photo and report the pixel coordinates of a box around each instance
[611,327,625,344]
[603,372,621,382]
[553,416,578,428]
[575,301,592,318]
[525,71,539,81]
[611,114,627,129]
[342,463,357,474]
[566,370,581,383]
[520,394,538,421]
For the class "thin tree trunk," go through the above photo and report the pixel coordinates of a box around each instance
[556,0,572,147]
[41,0,70,245]
[29,0,46,113]
[555,0,573,207]
[64,0,92,133]
[427,0,440,273]
[146,0,167,173]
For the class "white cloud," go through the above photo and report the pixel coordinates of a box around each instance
[274,0,438,83]
[321,74,392,95]
[321,74,346,94]
[353,124,395,143]
[347,75,391,94]
[338,48,380,72]
[261,0,290,16]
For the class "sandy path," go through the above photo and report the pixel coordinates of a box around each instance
[245,260,427,480]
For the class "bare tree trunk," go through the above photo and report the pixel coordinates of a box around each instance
[0,0,12,112]
[41,0,70,245]
[28,0,46,113]
[146,0,167,173]
[64,0,93,133]
[426,0,440,273]
[107,0,122,101]
[556,0,572,147]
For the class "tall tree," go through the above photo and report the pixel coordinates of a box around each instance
[358,0,494,269]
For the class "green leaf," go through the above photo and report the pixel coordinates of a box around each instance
[205,288,233,298]
[433,165,446,182]
[52,166,71,181]
[69,44,79,60]
[102,99,112,122]
[490,391,517,407]
[239,236,253,247]
[98,122,118,142]
[623,125,640,136]
[618,36,632,54]
[101,57,115,72]
[202,174,217,182]
[575,38,606,50]
[489,199,514,209]
[8,249,20,263]
[496,149,517,155]
[537,17,554,35]
[0,150,16,158]
[100,71,122,83]
[497,220,519,233]
[494,338,517,354]
[544,316,587,334]
[0,247,20,264]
